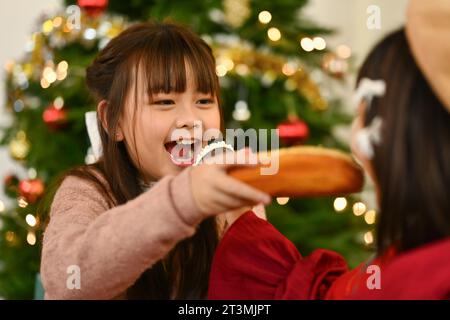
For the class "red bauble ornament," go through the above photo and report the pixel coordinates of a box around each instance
[18,179,45,204]
[277,115,309,145]
[77,0,108,17]
[43,104,68,131]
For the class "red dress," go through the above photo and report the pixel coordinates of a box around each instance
[208,211,450,300]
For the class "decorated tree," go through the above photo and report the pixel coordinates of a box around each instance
[0,0,372,299]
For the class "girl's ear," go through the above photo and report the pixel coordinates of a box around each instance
[97,100,124,141]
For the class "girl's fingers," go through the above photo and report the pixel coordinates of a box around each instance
[215,173,271,205]
[203,148,261,170]
[210,188,253,212]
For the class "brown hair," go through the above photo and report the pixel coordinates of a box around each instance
[357,29,450,255]
[43,21,222,299]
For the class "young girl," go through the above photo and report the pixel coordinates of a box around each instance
[208,26,450,299]
[40,22,271,299]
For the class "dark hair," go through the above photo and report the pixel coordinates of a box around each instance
[357,29,450,255]
[43,22,222,299]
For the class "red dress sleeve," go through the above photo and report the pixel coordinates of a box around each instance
[208,211,348,300]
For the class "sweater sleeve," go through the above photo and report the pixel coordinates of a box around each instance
[40,167,201,299]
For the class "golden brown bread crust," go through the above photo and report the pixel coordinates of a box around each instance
[228,146,364,197]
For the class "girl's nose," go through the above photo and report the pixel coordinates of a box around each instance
[175,104,200,129]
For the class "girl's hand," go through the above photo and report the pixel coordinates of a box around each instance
[189,149,271,218]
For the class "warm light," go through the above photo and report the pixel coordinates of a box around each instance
[53,16,63,28]
[267,27,281,41]
[5,231,15,243]
[83,28,97,40]
[337,44,352,59]
[57,60,68,72]
[215,65,227,77]
[0,200,4,212]
[258,11,272,24]
[235,64,249,76]
[4,59,15,73]
[28,168,37,179]
[284,79,297,91]
[364,231,374,245]
[40,78,50,89]
[353,202,367,216]
[313,37,326,50]
[26,214,37,227]
[43,66,57,83]
[300,37,314,52]
[364,210,376,225]
[222,58,234,71]
[282,63,296,76]
[276,197,289,205]
[56,70,67,81]
[333,197,347,212]
[27,231,36,245]
[54,97,64,109]
[42,20,53,34]
[18,197,28,208]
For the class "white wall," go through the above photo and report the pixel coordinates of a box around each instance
[303,0,409,65]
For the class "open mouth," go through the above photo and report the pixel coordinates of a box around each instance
[164,139,203,167]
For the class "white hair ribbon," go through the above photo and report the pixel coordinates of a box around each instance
[353,78,386,159]
[85,111,103,161]
[353,78,386,108]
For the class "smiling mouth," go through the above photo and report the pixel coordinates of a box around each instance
[164,139,203,167]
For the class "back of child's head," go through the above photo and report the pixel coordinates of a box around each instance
[357,29,450,254]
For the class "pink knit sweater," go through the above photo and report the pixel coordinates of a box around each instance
[40,167,204,299]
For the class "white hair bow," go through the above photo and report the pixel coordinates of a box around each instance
[353,78,386,159]
[85,111,102,161]
[353,78,386,108]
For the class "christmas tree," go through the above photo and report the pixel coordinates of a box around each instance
[0,0,372,299]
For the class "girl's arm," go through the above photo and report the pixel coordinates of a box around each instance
[208,211,348,300]
[40,168,200,299]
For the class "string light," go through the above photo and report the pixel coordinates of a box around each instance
[42,20,53,34]
[220,57,234,71]
[300,37,314,52]
[364,231,374,245]
[52,16,63,28]
[267,27,281,41]
[0,200,5,212]
[83,28,97,40]
[25,214,37,227]
[235,64,249,76]
[258,11,272,24]
[336,44,352,59]
[333,197,347,212]
[364,210,376,225]
[27,231,36,246]
[282,63,296,76]
[215,65,227,77]
[276,197,289,205]
[5,231,16,243]
[353,202,366,216]
[40,78,50,89]
[18,197,29,208]
[54,97,64,109]
[313,37,326,50]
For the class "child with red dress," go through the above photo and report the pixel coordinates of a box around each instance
[208,0,450,300]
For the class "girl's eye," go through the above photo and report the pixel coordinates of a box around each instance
[153,99,175,105]
[197,98,214,105]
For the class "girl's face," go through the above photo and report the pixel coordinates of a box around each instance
[118,64,221,182]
